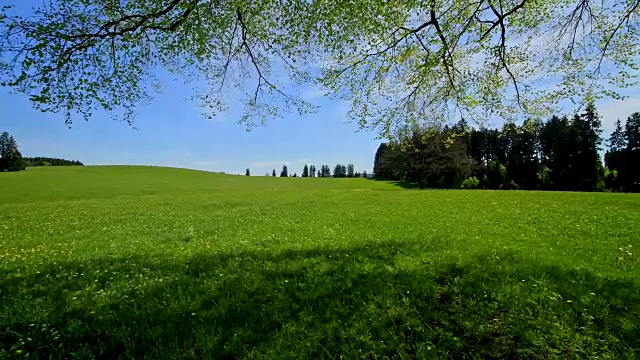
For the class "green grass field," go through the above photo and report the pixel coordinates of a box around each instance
[1,166,638,359]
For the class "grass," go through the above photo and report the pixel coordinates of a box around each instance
[0,166,638,359]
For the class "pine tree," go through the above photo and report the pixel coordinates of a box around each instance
[622,112,640,191]
[324,165,331,177]
[0,132,26,172]
[245,169,250,176]
[626,112,640,151]
[333,164,341,178]
[272,169,276,177]
[608,119,627,151]
[280,165,288,177]
[605,118,627,176]
[347,163,354,178]
[302,164,309,177]
[309,165,315,178]
[317,169,321,177]
[574,103,603,191]
[0,132,9,171]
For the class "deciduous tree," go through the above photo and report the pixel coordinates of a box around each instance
[2,1,638,135]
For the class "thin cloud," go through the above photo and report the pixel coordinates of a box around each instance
[297,158,311,163]
[300,84,328,101]
[249,161,291,168]
[249,162,271,167]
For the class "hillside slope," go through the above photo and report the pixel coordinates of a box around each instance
[0,165,393,204]
[0,166,638,359]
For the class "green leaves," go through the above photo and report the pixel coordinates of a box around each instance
[0,0,638,135]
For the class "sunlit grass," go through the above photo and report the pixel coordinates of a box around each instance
[1,166,638,359]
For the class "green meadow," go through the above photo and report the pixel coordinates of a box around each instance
[0,166,638,359]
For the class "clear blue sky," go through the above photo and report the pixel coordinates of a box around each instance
[0,78,383,175]
[1,2,638,175]
[3,76,639,175]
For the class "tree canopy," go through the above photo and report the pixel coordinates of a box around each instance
[1,0,638,136]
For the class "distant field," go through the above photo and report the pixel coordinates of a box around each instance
[1,166,638,359]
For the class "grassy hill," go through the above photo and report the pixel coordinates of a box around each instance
[1,166,638,359]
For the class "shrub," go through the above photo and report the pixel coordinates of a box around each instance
[460,176,480,189]
[499,180,519,190]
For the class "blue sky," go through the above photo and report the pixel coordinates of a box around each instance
[0,79,382,175]
[1,2,638,175]
[2,74,639,175]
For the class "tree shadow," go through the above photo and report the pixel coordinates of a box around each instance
[366,178,422,189]
[1,243,636,359]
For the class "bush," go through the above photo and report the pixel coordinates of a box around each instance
[499,180,519,190]
[460,176,480,189]
[485,160,507,189]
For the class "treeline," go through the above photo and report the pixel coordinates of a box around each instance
[1,131,84,172]
[24,157,84,167]
[261,164,368,178]
[374,104,640,192]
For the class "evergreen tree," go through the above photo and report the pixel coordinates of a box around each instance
[608,119,627,151]
[0,132,10,171]
[309,165,315,178]
[245,169,250,176]
[280,165,288,177]
[503,120,540,190]
[540,116,572,190]
[0,132,26,172]
[363,171,367,178]
[347,163,355,178]
[626,112,640,151]
[302,164,309,177]
[272,169,276,177]
[333,164,341,177]
[605,118,628,187]
[570,103,603,191]
[621,113,640,191]
[322,165,331,177]
[317,169,321,177]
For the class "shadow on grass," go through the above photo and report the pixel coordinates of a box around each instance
[1,242,637,359]
[366,178,422,189]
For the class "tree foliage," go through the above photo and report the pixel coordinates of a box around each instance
[1,1,638,134]
[346,163,355,178]
[23,157,84,166]
[0,131,26,171]
[606,112,640,191]
[280,165,288,177]
[373,103,630,192]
